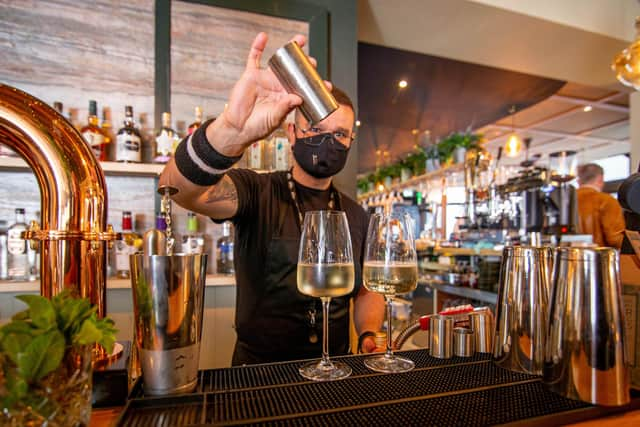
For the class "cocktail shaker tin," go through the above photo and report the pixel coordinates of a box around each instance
[268,41,338,124]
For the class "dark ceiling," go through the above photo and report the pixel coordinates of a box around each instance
[356,42,566,174]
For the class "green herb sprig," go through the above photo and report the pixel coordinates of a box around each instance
[0,291,117,409]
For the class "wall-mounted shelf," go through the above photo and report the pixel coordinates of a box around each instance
[431,246,503,257]
[0,274,236,294]
[0,156,165,177]
[357,163,464,201]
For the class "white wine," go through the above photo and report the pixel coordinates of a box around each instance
[297,262,355,298]
[363,261,418,295]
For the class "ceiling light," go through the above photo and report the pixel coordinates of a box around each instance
[355,120,361,127]
[411,129,419,135]
[398,80,408,89]
[612,16,640,90]
[583,105,592,112]
[504,106,522,158]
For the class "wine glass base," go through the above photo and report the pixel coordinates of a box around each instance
[299,359,352,381]
[364,354,415,373]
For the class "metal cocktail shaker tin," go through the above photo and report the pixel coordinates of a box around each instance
[430,315,453,359]
[268,41,338,124]
[453,327,474,357]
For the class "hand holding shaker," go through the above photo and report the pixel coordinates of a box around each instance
[268,41,338,124]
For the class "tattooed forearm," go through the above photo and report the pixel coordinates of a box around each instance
[205,176,238,204]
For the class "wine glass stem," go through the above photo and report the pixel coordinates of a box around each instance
[385,295,394,358]
[321,296,331,365]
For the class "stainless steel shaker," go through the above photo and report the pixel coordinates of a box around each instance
[130,253,207,395]
[268,41,338,124]
[470,308,494,353]
[544,247,630,406]
[430,315,453,359]
[494,246,550,375]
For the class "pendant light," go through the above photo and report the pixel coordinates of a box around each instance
[504,106,522,158]
[612,16,640,90]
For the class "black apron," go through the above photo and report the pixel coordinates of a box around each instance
[231,186,352,366]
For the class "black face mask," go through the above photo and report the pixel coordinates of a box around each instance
[293,133,350,179]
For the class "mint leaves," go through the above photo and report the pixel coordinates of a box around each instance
[0,291,118,410]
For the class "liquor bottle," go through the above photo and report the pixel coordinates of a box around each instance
[115,211,142,279]
[138,112,154,163]
[143,214,168,256]
[187,106,203,135]
[81,100,108,161]
[216,221,234,275]
[53,101,64,114]
[271,127,291,171]
[101,106,115,161]
[7,208,29,281]
[247,139,264,170]
[181,212,204,254]
[116,106,142,163]
[0,220,7,280]
[27,211,40,281]
[154,112,180,164]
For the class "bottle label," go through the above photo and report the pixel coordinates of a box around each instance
[274,137,290,171]
[156,132,177,157]
[82,130,104,148]
[116,133,141,162]
[248,141,262,169]
[7,229,26,255]
[115,241,137,271]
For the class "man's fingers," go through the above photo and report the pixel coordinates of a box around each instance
[246,32,268,70]
[324,80,333,92]
[290,34,307,48]
[308,56,317,68]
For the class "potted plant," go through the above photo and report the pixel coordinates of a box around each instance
[0,291,117,426]
[425,146,441,173]
[437,132,483,165]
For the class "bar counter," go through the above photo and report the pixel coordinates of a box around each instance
[91,349,640,426]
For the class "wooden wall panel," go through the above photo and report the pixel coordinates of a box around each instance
[170,1,308,123]
[0,0,155,128]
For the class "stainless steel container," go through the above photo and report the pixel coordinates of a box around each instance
[494,246,550,375]
[130,253,207,396]
[470,308,494,353]
[430,315,453,359]
[268,41,338,124]
[544,247,630,406]
[454,327,474,357]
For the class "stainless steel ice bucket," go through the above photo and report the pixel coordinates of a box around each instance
[544,247,630,406]
[130,253,207,395]
[494,246,550,375]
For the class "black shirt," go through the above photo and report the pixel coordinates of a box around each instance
[221,169,368,365]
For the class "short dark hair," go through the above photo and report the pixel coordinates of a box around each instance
[577,163,604,184]
[331,86,354,113]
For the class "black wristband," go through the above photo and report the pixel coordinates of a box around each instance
[357,331,376,354]
[174,119,243,186]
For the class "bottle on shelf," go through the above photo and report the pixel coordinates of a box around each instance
[270,126,291,171]
[247,139,264,170]
[216,221,234,275]
[81,100,109,161]
[181,212,204,254]
[143,213,168,256]
[115,211,142,279]
[187,106,203,135]
[0,220,7,280]
[116,105,142,163]
[7,208,29,281]
[154,112,180,164]
[101,106,115,161]
[27,211,40,281]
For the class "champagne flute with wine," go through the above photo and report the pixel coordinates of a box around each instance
[297,210,355,381]
[363,212,418,373]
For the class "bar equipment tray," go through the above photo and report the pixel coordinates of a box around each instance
[116,349,640,426]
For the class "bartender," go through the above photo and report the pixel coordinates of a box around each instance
[159,33,385,365]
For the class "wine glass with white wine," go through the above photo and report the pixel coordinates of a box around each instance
[363,212,418,373]
[297,210,355,381]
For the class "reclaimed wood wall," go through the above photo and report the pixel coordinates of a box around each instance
[170,0,308,124]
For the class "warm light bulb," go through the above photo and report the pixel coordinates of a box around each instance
[505,134,522,157]
[355,120,361,127]
[377,183,385,192]
[583,105,592,112]
[612,17,640,90]
[398,80,408,89]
